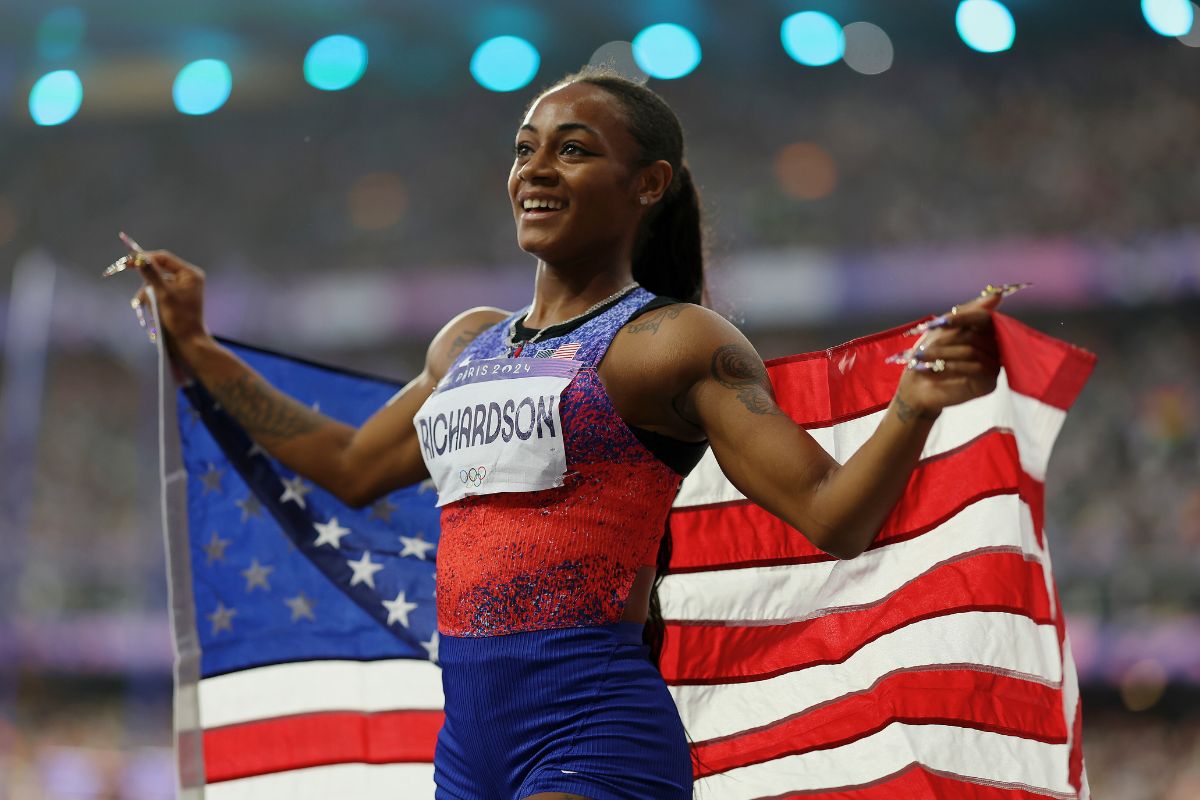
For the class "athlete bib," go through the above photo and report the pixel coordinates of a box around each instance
[414,356,582,507]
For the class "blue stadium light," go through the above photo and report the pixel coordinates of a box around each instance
[780,11,845,67]
[305,35,368,91]
[29,70,83,126]
[631,23,702,79]
[36,6,86,61]
[1142,0,1195,36]
[470,35,540,92]
[173,59,233,115]
[956,0,1016,53]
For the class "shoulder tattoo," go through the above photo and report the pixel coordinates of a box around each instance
[447,322,495,359]
[710,344,784,416]
[624,305,684,336]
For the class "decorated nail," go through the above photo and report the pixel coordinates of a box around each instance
[904,314,951,337]
[980,282,1032,298]
[909,358,947,373]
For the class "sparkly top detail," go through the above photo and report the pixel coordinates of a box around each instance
[436,287,684,636]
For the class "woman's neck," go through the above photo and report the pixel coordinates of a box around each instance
[524,260,636,330]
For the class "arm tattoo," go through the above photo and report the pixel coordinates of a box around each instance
[710,344,785,416]
[209,374,324,441]
[893,392,939,424]
[624,305,683,336]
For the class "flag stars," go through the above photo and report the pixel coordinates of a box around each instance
[399,533,436,561]
[207,602,237,635]
[347,551,384,589]
[241,559,274,592]
[284,592,316,622]
[202,531,231,564]
[313,517,352,548]
[382,590,419,627]
[421,631,439,663]
[235,494,264,523]
[280,475,313,509]
[369,496,398,522]
[199,463,224,495]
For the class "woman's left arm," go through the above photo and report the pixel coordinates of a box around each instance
[673,292,1002,559]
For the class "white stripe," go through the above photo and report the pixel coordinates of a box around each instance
[660,494,1041,624]
[198,659,443,728]
[674,370,1067,508]
[670,610,1062,743]
[206,763,435,800]
[691,723,1076,800]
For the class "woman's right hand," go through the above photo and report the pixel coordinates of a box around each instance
[132,250,211,350]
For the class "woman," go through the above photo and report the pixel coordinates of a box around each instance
[127,68,1004,800]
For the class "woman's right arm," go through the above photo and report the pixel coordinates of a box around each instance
[134,249,507,507]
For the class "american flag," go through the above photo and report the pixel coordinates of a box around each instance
[158,314,1093,799]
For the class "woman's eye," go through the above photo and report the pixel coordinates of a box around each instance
[561,142,587,155]
[513,142,534,157]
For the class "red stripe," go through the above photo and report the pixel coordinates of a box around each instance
[992,314,1096,412]
[760,313,1094,428]
[661,552,1053,684]
[203,709,443,783]
[751,762,1066,799]
[691,668,1068,779]
[670,430,1044,572]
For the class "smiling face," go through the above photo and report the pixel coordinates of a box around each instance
[507,81,653,268]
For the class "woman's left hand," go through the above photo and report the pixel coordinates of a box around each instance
[890,288,1011,421]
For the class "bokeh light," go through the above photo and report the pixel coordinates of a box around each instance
[28,70,83,126]
[1143,0,1195,36]
[172,59,233,115]
[304,35,368,91]
[1120,659,1168,712]
[774,142,838,200]
[781,12,845,67]
[631,23,702,79]
[842,21,894,75]
[36,6,86,61]
[956,0,1016,53]
[470,35,540,92]
[347,173,408,231]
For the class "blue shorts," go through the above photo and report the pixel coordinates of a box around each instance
[433,622,694,800]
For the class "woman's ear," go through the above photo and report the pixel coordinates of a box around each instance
[636,160,674,206]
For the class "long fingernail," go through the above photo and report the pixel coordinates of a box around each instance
[904,314,950,337]
[885,349,914,365]
[981,282,1032,298]
[103,256,131,277]
[131,297,146,329]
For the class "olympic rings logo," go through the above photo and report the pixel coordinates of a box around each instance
[459,466,488,487]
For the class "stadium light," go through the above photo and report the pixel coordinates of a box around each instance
[956,0,1016,53]
[631,23,702,79]
[305,35,369,91]
[1142,0,1195,36]
[173,59,233,115]
[781,12,845,67]
[29,69,83,126]
[470,35,540,92]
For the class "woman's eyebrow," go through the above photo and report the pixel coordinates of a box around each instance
[518,122,600,137]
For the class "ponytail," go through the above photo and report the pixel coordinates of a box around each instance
[632,164,705,304]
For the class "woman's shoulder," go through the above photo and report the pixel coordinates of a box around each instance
[426,306,511,379]
[612,301,745,379]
